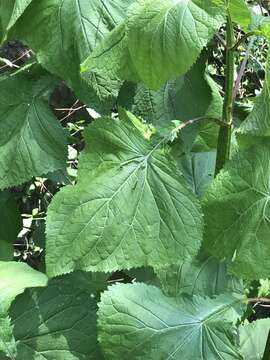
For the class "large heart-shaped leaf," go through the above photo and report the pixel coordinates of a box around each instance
[203,142,270,279]
[46,112,203,277]
[0,72,67,189]
[82,0,226,89]
[98,283,244,359]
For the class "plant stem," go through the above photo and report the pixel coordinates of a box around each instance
[263,330,270,360]
[215,15,235,176]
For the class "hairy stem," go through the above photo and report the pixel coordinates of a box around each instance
[215,15,235,176]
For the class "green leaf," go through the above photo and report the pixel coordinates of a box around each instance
[118,55,222,132]
[229,0,251,31]
[13,0,134,111]
[203,142,270,279]
[98,283,243,359]
[156,256,243,297]
[0,0,32,42]
[178,151,216,198]
[239,319,270,360]
[0,262,47,358]
[82,0,226,89]
[0,73,67,189]
[46,112,203,277]
[237,53,270,140]
[0,262,47,313]
[8,272,103,359]
[0,191,22,260]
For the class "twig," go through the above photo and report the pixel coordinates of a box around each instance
[233,36,255,99]
[248,297,270,303]
[230,32,256,51]
[172,116,224,134]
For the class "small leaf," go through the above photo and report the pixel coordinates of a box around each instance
[0,72,67,189]
[239,319,270,360]
[46,112,203,277]
[203,142,270,279]
[98,283,244,359]
[82,0,226,89]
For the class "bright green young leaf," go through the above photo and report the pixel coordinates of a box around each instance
[229,0,251,31]
[12,0,134,111]
[82,0,226,89]
[239,319,270,360]
[0,191,22,260]
[156,256,243,297]
[7,272,103,359]
[203,143,270,279]
[98,283,244,359]
[46,113,203,277]
[0,73,67,189]
[0,0,32,42]
[0,262,47,358]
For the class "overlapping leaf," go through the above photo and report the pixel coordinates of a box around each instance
[98,283,244,359]
[82,0,226,89]
[203,142,270,279]
[156,256,243,297]
[46,112,203,277]
[229,0,251,31]
[0,73,67,189]
[6,272,103,359]
[12,0,135,110]
[0,191,22,260]
[0,262,47,358]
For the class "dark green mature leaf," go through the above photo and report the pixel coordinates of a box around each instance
[98,283,243,359]
[46,112,203,277]
[0,0,32,42]
[0,73,67,189]
[82,0,226,89]
[8,272,103,359]
[0,262,47,358]
[118,55,222,130]
[13,0,134,111]
[0,191,22,260]
[178,151,216,198]
[156,256,243,297]
[203,143,270,279]
[239,319,270,360]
